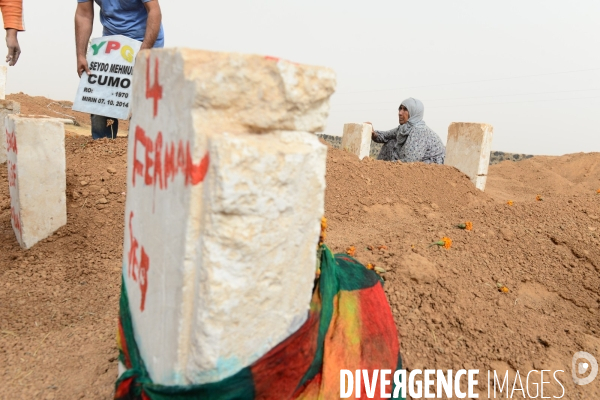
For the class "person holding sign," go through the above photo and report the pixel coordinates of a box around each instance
[74,0,164,139]
[1,0,24,66]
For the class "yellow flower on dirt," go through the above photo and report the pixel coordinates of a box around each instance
[496,282,509,293]
[318,217,327,246]
[456,221,473,231]
[536,195,543,201]
[507,200,514,206]
[442,237,452,249]
[366,263,374,270]
[597,188,600,194]
[429,237,452,249]
[346,246,356,257]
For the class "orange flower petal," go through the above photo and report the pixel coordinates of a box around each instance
[442,237,452,249]
[346,246,356,257]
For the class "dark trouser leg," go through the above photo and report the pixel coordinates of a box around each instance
[90,114,119,140]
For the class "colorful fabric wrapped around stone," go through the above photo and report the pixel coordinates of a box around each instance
[115,245,404,399]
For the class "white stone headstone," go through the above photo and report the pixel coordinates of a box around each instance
[6,116,66,249]
[0,100,20,163]
[72,35,141,120]
[445,122,494,191]
[341,123,371,160]
[0,66,6,100]
[122,48,335,385]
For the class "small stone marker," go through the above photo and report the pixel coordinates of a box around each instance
[445,122,494,191]
[72,35,141,120]
[0,66,6,100]
[0,100,20,163]
[123,49,335,385]
[6,116,67,249]
[341,123,371,160]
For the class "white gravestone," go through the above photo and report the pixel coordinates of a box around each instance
[0,100,20,163]
[122,48,335,385]
[72,35,141,120]
[0,66,6,100]
[342,123,371,160]
[445,122,494,191]
[6,116,67,249]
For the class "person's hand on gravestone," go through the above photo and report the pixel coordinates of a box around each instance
[5,28,20,66]
[365,122,377,140]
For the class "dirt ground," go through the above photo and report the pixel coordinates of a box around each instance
[0,95,599,399]
[6,93,129,136]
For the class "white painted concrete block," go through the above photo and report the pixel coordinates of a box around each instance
[6,116,66,249]
[0,100,20,164]
[445,122,494,191]
[0,66,6,100]
[123,48,332,386]
[342,123,371,160]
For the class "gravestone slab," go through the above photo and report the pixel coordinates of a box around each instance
[0,66,6,100]
[6,116,66,249]
[0,100,20,163]
[122,48,334,385]
[341,123,371,160]
[445,122,494,191]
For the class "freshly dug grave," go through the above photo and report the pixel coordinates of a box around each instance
[0,136,599,399]
[486,152,600,202]
[0,137,127,399]
[325,148,600,399]
[6,93,130,134]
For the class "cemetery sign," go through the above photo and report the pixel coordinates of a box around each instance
[72,35,141,120]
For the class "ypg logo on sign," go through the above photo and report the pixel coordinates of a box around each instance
[90,39,136,63]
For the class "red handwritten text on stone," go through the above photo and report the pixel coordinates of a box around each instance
[146,57,163,118]
[6,129,17,154]
[127,211,150,312]
[7,160,16,187]
[10,206,22,242]
[132,126,210,189]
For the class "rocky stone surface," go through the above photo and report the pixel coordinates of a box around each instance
[123,48,332,385]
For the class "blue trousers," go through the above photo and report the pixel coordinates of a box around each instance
[91,114,119,140]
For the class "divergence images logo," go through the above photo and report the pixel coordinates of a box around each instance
[572,352,598,386]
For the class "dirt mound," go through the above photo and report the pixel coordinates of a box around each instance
[486,152,600,202]
[0,137,599,399]
[325,146,599,398]
[0,137,127,399]
[6,93,130,133]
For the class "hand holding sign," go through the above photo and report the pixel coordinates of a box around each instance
[73,35,142,120]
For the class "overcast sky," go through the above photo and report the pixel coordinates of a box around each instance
[5,1,600,155]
